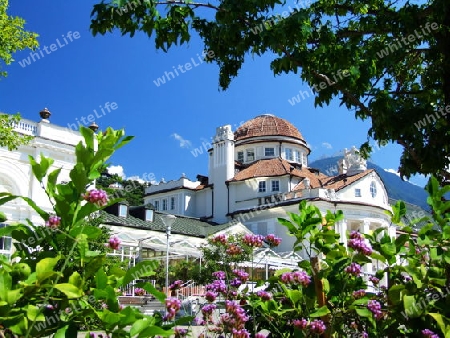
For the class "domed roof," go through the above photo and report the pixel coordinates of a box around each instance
[235,114,305,142]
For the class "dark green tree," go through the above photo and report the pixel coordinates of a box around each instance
[91,0,450,183]
[96,173,147,205]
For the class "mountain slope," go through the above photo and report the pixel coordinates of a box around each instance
[309,156,429,210]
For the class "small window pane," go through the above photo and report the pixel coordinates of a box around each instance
[271,180,280,192]
[119,204,127,217]
[265,148,275,157]
[247,149,255,162]
[258,181,266,193]
[285,149,293,161]
[154,201,159,210]
[237,151,244,162]
[170,197,176,210]
[162,199,168,211]
[355,189,361,197]
[145,209,154,222]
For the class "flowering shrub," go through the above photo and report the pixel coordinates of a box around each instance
[2,125,450,337]
[0,127,180,337]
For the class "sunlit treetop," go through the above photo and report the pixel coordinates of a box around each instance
[91,0,450,184]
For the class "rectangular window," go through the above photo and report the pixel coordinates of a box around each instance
[247,149,255,162]
[118,204,128,217]
[162,199,168,211]
[355,189,361,197]
[271,180,280,192]
[170,197,176,210]
[264,147,275,157]
[258,181,266,193]
[285,148,293,161]
[0,223,12,260]
[145,209,154,222]
[293,150,300,162]
[154,200,159,211]
[237,151,244,162]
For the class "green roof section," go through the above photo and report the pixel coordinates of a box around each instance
[102,210,233,238]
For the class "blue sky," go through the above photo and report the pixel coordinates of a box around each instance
[1,1,427,187]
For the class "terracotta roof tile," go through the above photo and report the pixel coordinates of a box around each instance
[235,114,305,141]
[229,158,327,184]
[321,169,374,191]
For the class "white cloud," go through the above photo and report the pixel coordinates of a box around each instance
[107,165,126,179]
[171,133,192,149]
[322,142,332,149]
[126,175,145,184]
[384,168,401,177]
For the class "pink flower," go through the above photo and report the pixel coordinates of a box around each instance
[46,215,61,228]
[352,289,366,299]
[309,319,326,334]
[367,300,383,320]
[256,290,272,301]
[345,263,362,276]
[169,280,184,290]
[265,234,282,247]
[242,234,264,247]
[348,231,372,255]
[134,288,145,296]
[211,234,227,245]
[369,275,380,285]
[232,269,249,282]
[164,297,181,321]
[293,318,308,329]
[280,271,311,287]
[205,291,217,302]
[82,189,108,206]
[212,271,226,280]
[107,236,121,250]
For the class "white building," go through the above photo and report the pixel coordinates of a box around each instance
[0,109,83,225]
[145,114,395,259]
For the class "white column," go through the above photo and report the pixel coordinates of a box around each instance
[338,219,348,246]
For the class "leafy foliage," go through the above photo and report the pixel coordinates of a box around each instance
[0,113,33,151]
[0,0,38,78]
[96,174,147,206]
[0,127,179,337]
[0,0,38,150]
[91,0,450,182]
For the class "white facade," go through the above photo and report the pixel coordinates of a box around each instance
[0,116,83,225]
[145,114,394,255]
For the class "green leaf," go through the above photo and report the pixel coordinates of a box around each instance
[54,283,84,298]
[309,305,330,317]
[95,268,108,289]
[52,323,78,338]
[356,307,372,318]
[139,326,173,337]
[36,256,60,282]
[388,284,405,305]
[68,271,83,288]
[429,313,446,334]
[143,282,166,304]
[70,225,103,239]
[130,318,152,336]
[26,305,45,321]
[7,289,23,305]
[122,260,159,286]
[100,309,122,324]
[403,295,422,318]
